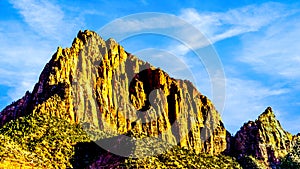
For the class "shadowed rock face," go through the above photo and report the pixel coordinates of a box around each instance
[232,107,293,168]
[0,30,227,155]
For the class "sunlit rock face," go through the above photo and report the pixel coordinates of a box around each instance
[233,107,293,168]
[0,30,227,155]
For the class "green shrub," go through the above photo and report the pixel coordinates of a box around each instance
[280,137,300,169]
[121,141,242,168]
[0,110,243,168]
[0,111,91,168]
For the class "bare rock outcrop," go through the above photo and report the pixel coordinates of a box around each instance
[0,30,227,155]
[233,107,293,168]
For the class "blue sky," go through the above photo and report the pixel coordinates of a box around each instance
[1,0,300,134]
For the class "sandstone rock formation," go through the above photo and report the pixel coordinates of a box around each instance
[1,29,300,169]
[232,107,293,168]
[0,30,227,155]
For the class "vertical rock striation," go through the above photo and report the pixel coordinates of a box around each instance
[0,30,227,155]
[233,107,293,168]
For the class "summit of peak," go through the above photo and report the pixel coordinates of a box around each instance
[258,106,276,120]
[77,30,98,39]
[0,29,228,160]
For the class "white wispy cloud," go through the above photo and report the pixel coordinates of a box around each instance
[103,3,295,123]
[99,14,183,35]
[2,0,299,135]
[9,0,84,42]
[0,0,85,106]
[179,2,294,43]
[168,2,300,133]
[0,21,56,102]
[222,77,289,133]
[98,12,212,52]
[238,12,300,79]
[227,4,300,134]
[105,2,297,60]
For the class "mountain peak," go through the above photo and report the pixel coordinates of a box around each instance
[76,30,99,41]
[0,30,228,158]
[75,30,118,48]
[264,106,273,114]
[233,107,293,168]
[258,106,275,119]
[256,107,283,132]
[0,29,299,168]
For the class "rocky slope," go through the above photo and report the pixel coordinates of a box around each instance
[0,30,227,156]
[1,30,299,168]
[232,107,294,168]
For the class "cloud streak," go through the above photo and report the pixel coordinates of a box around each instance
[0,0,84,106]
[156,2,295,72]
[179,2,295,43]
[0,21,55,103]
[9,0,84,42]
[238,13,300,79]
[1,0,299,135]
[174,2,300,133]
[223,77,289,133]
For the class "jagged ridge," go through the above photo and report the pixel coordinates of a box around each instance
[1,30,299,169]
[232,107,294,168]
[0,30,227,155]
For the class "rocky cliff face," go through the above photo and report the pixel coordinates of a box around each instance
[0,30,227,155]
[232,107,293,167]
